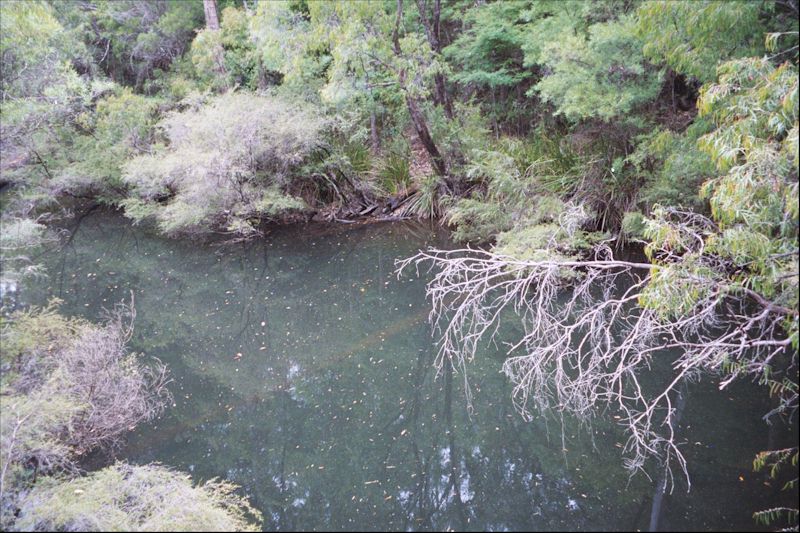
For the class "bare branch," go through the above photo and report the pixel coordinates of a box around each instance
[397,246,796,490]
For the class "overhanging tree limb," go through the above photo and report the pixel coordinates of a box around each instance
[397,245,797,490]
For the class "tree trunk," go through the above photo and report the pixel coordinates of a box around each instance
[416,0,453,119]
[203,0,220,30]
[394,0,447,176]
[363,62,381,152]
[202,0,227,85]
[433,73,452,119]
[257,59,269,90]
[405,91,447,176]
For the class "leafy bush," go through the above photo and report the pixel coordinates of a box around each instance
[123,92,326,236]
[447,134,579,243]
[79,0,204,90]
[0,303,261,532]
[378,150,411,195]
[398,175,444,219]
[12,463,261,532]
[191,28,228,91]
[0,217,53,294]
[0,1,99,200]
[493,198,605,261]
[620,211,648,240]
[427,102,492,174]
[50,88,160,202]
[446,197,514,243]
[0,301,169,518]
[637,0,768,83]
[626,119,715,212]
[444,2,533,132]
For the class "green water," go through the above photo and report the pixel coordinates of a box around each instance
[17,210,780,531]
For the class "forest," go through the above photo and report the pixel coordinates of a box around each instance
[0,0,798,531]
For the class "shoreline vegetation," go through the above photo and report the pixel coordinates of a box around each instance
[0,298,262,530]
[1,0,797,531]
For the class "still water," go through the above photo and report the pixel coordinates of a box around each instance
[18,210,780,531]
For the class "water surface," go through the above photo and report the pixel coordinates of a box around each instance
[18,210,781,531]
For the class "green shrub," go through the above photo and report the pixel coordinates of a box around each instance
[0,217,52,291]
[50,88,160,202]
[446,132,580,243]
[0,301,169,519]
[534,15,662,121]
[13,463,261,532]
[123,92,325,236]
[621,211,648,240]
[191,29,227,91]
[627,119,715,212]
[399,175,444,219]
[191,7,261,92]
[447,197,514,243]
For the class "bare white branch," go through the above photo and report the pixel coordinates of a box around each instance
[397,245,796,490]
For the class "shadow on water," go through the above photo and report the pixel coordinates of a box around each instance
[18,209,788,532]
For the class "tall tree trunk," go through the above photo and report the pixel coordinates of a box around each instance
[394,0,447,177]
[202,0,227,85]
[203,0,220,30]
[363,61,382,152]
[405,88,447,176]
[415,0,453,119]
[433,73,452,119]
[257,58,269,90]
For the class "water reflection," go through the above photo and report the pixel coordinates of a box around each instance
[19,210,779,531]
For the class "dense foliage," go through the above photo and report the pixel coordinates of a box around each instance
[13,463,261,532]
[0,302,261,531]
[122,92,323,236]
[1,0,798,530]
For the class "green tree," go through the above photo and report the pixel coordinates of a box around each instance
[534,13,661,122]
[402,43,798,495]
[637,0,770,83]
